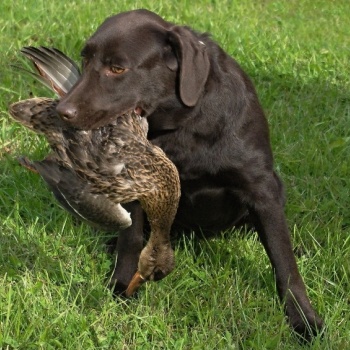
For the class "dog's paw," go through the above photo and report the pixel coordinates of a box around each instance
[286,299,324,341]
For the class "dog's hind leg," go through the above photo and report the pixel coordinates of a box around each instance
[248,172,323,340]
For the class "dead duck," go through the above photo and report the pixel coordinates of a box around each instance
[9,46,181,295]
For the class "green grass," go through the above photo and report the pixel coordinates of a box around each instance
[1,0,350,348]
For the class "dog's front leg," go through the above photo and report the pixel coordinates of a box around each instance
[109,201,144,296]
[250,173,323,339]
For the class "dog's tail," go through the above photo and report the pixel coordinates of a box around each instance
[16,46,80,97]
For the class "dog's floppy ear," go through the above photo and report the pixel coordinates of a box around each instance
[167,26,210,107]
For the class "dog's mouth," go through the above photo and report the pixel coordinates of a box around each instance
[77,106,144,130]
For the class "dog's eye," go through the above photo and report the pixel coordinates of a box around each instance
[110,66,125,74]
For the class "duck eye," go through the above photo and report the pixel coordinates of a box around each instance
[110,66,125,74]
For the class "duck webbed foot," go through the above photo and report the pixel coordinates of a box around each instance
[125,241,175,296]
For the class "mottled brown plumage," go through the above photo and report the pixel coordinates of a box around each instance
[9,47,180,294]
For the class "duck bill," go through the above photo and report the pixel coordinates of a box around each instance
[125,271,147,297]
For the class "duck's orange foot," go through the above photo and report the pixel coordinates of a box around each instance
[125,271,146,297]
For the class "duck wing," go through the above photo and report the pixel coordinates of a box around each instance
[33,158,132,231]
[19,46,80,97]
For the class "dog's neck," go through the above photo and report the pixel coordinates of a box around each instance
[147,109,189,132]
[146,96,201,134]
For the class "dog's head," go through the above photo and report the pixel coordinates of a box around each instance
[56,9,210,129]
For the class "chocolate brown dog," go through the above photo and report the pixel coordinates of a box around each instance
[56,9,323,338]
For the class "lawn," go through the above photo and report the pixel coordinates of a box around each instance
[0,0,349,349]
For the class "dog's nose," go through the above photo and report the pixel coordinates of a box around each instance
[56,102,78,120]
